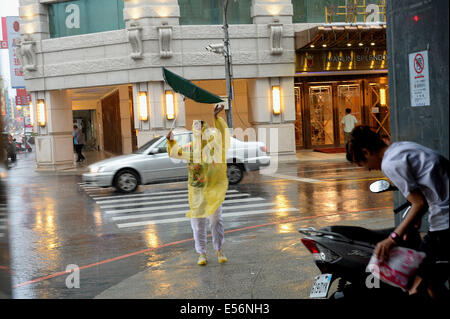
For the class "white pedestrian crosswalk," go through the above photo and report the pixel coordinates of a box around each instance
[78,183,298,230]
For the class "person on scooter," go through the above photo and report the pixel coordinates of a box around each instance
[346,125,449,298]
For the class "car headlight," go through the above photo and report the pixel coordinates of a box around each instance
[89,166,105,173]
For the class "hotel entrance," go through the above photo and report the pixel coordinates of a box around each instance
[294,24,390,149]
[294,75,389,149]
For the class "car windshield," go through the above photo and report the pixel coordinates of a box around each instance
[134,137,162,154]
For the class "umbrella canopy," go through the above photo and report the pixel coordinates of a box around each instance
[162,67,223,104]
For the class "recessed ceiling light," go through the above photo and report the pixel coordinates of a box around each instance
[358,43,364,46]
[310,44,315,48]
[370,42,375,46]
[322,44,327,47]
[347,43,352,47]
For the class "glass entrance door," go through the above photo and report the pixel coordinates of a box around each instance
[368,83,390,139]
[309,85,334,146]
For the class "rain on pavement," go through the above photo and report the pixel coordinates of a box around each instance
[4,151,394,298]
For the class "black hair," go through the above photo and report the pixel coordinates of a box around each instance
[346,125,387,163]
[345,108,351,114]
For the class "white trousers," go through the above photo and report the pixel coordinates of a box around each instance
[190,206,224,254]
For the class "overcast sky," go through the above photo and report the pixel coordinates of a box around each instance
[0,0,19,97]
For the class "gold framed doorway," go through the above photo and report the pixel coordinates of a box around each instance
[295,75,390,149]
[309,85,334,146]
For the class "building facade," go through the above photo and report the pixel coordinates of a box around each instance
[17,0,389,170]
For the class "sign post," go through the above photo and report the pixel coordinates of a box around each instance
[408,50,430,107]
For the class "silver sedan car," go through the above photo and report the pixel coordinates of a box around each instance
[82,130,270,192]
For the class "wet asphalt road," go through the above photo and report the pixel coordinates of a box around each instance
[3,151,394,299]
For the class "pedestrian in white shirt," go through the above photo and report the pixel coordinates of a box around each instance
[346,125,449,298]
[341,108,358,144]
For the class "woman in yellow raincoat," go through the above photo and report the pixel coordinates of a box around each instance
[166,104,230,265]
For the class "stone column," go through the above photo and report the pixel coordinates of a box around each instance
[125,1,181,146]
[19,0,50,40]
[18,0,49,84]
[118,86,133,154]
[123,0,180,27]
[247,77,297,160]
[251,0,293,24]
[249,1,296,162]
[32,90,74,170]
[132,82,186,147]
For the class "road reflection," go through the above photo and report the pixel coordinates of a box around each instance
[144,226,161,249]
[6,157,395,298]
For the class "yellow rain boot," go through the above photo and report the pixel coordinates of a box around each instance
[216,250,227,264]
[197,253,207,266]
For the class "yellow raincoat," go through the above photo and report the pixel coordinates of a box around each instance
[167,117,230,218]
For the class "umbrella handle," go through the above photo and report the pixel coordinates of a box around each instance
[169,115,177,130]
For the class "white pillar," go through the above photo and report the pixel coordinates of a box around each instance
[251,0,293,24]
[132,82,185,147]
[19,0,50,40]
[123,0,180,27]
[33,90,74,170]
[247,77,296,158]
[118,86,133,154]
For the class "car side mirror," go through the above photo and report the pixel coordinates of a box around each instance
[148,149,157,155]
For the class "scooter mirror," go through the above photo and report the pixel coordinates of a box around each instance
[369,180,391,193]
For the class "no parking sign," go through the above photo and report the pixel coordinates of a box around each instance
[409,50,430,107]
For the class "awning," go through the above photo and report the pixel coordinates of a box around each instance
[295,24,386,51]
[162,67,223,104]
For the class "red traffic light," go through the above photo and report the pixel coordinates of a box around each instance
[413,15,419,22]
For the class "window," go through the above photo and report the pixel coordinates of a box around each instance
[293,0,385,23]
[156,139,168,154]
[48,0,125,38]
[151,133,192,154]
[134,137,161,154]
[179,0,251,25]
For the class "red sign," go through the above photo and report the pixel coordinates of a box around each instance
[16,95,31,106]
[13,21,19,32]
[16,88,27,96]
[413,53,424,74]
[16,91,31,106]
[1,17,8,49]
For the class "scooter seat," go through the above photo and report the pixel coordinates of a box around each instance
[322,226,394,245]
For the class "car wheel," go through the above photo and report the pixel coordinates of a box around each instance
[114,169,139,193]
[227,164,244,185]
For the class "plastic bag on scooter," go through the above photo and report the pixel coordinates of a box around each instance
[366,247,426,291]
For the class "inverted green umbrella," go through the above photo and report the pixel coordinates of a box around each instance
[162,67,223,104]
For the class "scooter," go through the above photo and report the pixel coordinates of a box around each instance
[14,138,32,153]
[298,180,444,299]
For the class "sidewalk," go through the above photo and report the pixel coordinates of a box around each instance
[33,150,114,176]
[94,208,394,299]
[296,149,347,162]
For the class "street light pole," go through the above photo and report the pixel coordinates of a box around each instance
[222,0,233,129]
